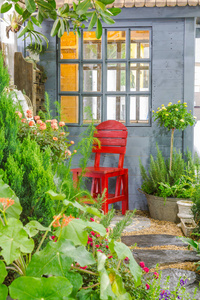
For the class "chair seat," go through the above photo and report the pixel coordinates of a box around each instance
[71,167,128,176]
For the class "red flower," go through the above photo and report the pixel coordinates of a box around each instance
[154,272,159,279]
[139,261,145,268]
[106,245,109,249]
[143,267,149,273]
[29,120,35,127]
[90,231,95,236]
[108,255,113,259]
[95,244,100,248]
[80,266,87,270]
[97,249,103,253]
[88,237,93,242]
[90,242,93,247]
[124,257,129,262]
[145,284,150,290]
[90,218,95,222]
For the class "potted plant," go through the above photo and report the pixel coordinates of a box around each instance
[139,101,197,223]
[26,43,46,62]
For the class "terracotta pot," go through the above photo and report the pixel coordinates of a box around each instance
[145,194,182,223]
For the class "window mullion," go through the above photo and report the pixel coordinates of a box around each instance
[79,30,83,125]
[102,29,107,122]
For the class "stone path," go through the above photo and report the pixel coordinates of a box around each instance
[110,215,200,298]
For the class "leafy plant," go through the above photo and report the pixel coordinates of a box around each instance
[26,42,46,55]
[153,101,196,170]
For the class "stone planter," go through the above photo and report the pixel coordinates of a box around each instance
[181,218,196,237]
[145,194,181,223]
[177,200,193,219]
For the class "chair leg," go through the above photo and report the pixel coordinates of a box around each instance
[122,172,129,215]
[72,172,79,188]
[101,176,108,214]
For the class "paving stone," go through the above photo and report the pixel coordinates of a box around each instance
[122,234,187,247]
[132,249,200,268]
[157,268,200,299]
[109,215,151,232]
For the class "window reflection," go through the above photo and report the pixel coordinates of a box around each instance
[83,64,101,92]
[60,64,79,92]
[130,30,149,59]
[61,96,79,123]
[83,32,101,59]
[83,97,101,123]
[130,63,149,92]
[107,63,126,92]
[60,32,78,59]
[107,31,126,59]
[130,96,149,123]
[107,96,125,122]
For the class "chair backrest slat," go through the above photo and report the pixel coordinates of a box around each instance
[93,120,128,168]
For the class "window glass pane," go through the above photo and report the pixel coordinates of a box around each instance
[130,96,149,123]
[83,64,101,92]
[107,31,126,59]
[107,96,125,122]
[107,63,126,92]
[130,30,149,59]
[61,96,79,123]
[60,32,78,59]
[60,64,79,92]
[130,63,149,91]
[83,97,101,123]
[83,32,101,59]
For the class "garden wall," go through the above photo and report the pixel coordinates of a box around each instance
[31,8,197,210]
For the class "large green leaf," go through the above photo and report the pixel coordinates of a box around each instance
[15,3,24,15]
[88,12,97,30]
[0,285,8,300]
[77,288,100,299]
[25,0,36,13]
[24,220,50,237]
[46,190,66,201]
[9,276,73,300]
[100,14,115,25]
[0,175,22,219]
[99,0,115,4]
[37,0,54,10]
[27,239,95,277]
[65,271,83,297]
[0,218,34,264]
[0,261,8,300]
[31,16,42,27]
[108,7,121,16]
[96,18,102,39]
[0,2,12,13]
[112,241,142,287]
[76,0,91,15]
[95,0,105,12]
[57,219,106,245]
[51,18,61,37]
[109,270,131,299]
[97,252,116,299]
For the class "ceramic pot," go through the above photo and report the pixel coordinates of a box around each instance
[177,200,193,219]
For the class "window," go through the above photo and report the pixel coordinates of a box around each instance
[59,29,151,125]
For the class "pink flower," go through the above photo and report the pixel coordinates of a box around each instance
[124,257,129,262]
[143,267,149,273]
[37,120,43,125]
[15,111,22,118]
[51,119,58,123]
[65,150,71,157]
[145,284,150,290]
[95,244,100,248]
[45,120,52,123]
[105,239,108,242]
[21,118,26,123]
[108,255,113,259]
[26,109,32,118]
[90,231,95,236]
[90,218,95,222]
[88,237,93,242]
[106,245,109,249]
[53,137,58,141]
[59,121,65,127]
[90,242,93,247]
[139,262,145,268]
[29,120,35,127]
[60,132,65,135]
[34,115,40,121]
[97,249,103,253]
[100,243,102,246]
[80,266,87,270]
[51,123,58,130]
[153,272,159,279]
[70,140,74,144]
[40,123,46,130]
[106,228,109,233]
[96,234,100,238]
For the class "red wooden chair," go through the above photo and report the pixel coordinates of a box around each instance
[71,120,129,214]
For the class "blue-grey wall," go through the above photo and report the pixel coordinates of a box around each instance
[38,8,197,211]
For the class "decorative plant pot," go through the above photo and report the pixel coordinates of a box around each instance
[177,200,193,219]
[145,194,181,223]
[28,50,40,62]
[181,218,196,237]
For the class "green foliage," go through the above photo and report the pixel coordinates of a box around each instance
[191,184,200,234]
[153,101,196,131]
[140,145,198,198]
[0,261,8,300]
[109,210,136,241]
[0,52,9,94]
[4,137,56,225]
[100,208,116,228]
